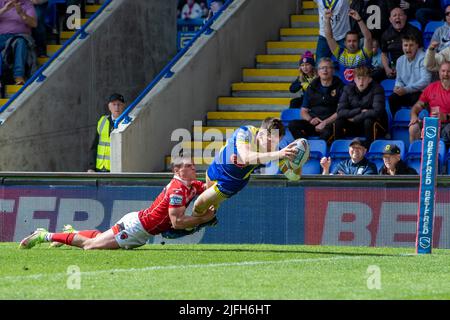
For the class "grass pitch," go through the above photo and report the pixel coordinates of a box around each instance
[1,243,449,300]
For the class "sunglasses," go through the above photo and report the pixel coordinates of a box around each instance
[446,12,450,16]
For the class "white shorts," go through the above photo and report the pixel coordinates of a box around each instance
[111,212,151,249]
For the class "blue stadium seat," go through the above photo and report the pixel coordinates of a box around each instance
[405,140,423,174]
[385,99,393,130]
[278,127,295,149]
[381,79,396,124]
[329,139,353,173]
[424,21,445,49]
[367,140,406,171]
[302,139,327,174]
[391,108,412,150]
[408,20,422,31]
[381,79,395,97]
[408,140,446,174]
[281,108,301,127]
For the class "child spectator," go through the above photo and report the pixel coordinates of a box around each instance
[288,51,317,109]
[370,38,383,78]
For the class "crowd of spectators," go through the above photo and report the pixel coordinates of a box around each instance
[287,2,450,154]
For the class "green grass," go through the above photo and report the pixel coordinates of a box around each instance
[1,243,449,299]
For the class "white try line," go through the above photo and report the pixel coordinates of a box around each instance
[0,255,368,282]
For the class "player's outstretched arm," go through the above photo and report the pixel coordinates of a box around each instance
[237,142,297,165]
[169,206,215,230]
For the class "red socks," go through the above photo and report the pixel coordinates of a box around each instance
[78,230,102,238]
[51,233,76,245]
[51,230,101,245]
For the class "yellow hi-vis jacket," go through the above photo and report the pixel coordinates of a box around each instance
[96,115,111,171]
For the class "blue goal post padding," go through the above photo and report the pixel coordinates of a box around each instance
[416,117,440,254]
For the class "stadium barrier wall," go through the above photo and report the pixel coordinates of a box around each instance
[0,0,176,172]
[110,0,297,172]
[1,173,449,249]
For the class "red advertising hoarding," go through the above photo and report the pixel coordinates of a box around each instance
[304,187,450,248]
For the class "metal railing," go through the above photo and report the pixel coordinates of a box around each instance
[0,0,113,116]
[113,0,235,128]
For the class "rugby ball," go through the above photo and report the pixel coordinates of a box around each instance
[280,138,310,181]
[291,138,310,169]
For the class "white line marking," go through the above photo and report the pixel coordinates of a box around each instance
[1,255,365,282]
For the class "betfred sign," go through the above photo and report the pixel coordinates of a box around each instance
[304,188,450,248]
[0,186,207,245]
[0,184,304,245]
[0,187,153,242]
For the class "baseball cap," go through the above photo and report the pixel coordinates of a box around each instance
[383,144,401,155]
[108,93,125,103]
[349,137,368,149]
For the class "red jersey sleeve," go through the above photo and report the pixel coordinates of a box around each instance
[168,187,186,208]
[192,180,206,195]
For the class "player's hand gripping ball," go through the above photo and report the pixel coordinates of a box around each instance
[280,138,310,181]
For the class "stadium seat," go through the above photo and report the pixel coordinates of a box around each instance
[391,108,412,150]
[367,140,406,171]
[381,79,395,97]
[424,21,445,49]
[278,127,295,149]
[328,139,353,173]
[408,140,446,174]
[408,20,422,31]
[381,79,396,124]
[302,139,327,174]
[280,108,301,127]
[405,140,423,174]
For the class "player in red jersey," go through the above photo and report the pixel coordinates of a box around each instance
[18,158,215,250]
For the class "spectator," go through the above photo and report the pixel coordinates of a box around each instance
[375,7,422,82]
[379,143,417,175]
[199,1,209,19]
[30,0,47,57]
[205,0,222,20]
[181,0,202,20]
[409,62,450,145]
[425,40,450,72]
[288,57,344,143]
[388,34,431,116]
[335,66,387,144]
[396,0,443,31]
[88,93,126,173]
[430,5,450,53]
[320,137,378,175]
[371,38,383,73]
[0,0,38,85]
[315,0,350,65]
[288,51,317,109]
[324,8,372,84]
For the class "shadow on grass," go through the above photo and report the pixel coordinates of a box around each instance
[136,246,410,257]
